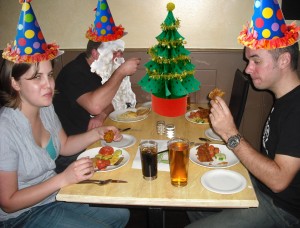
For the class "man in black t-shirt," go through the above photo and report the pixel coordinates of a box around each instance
[53,0,141,173]
[53,41,140,173]
[186,1,300,227]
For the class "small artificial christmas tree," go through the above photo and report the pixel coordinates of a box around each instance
[138,2,200,117]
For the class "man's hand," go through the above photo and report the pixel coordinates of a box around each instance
[209,96,238,142]
[87,113,106,130]
[117,57,141,76]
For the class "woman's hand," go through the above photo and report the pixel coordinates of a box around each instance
[61,157,94,186]
[96,126,123,142]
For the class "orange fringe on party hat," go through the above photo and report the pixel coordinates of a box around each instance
[86,25,125,42]
[2,43,60,63]
[238,22,300,50]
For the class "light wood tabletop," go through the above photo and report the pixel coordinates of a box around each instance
[56,104,259,209]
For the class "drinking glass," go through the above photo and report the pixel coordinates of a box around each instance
[168,137,190,187]
[139,140,158,180]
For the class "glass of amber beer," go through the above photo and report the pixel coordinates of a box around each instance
[168,137,190,187]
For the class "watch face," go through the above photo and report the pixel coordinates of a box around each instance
[228,135,241,149]
[229,138,238,147]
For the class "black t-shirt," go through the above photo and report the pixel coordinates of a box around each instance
[257,85,300,218]
[53,53,102,136]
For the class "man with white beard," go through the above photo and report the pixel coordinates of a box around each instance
[90,39,137,110]
[53,0,141,173]
[53,40,140,173]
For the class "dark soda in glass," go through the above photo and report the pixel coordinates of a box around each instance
[140,142,158,180]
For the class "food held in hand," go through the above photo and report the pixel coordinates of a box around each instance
[188,107,210,123]
[208,88,225,100]
[196,143,220,162]
[92,146,122,170]
[103,130,114,143]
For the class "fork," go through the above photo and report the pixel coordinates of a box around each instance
[78,179,128,185]
[199,137,212,142]
[110,157,124,166]
[118,128,131,132]
[97,179,113,185]
[78,179,112,185]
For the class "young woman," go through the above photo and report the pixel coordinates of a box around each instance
[0,59,129,227]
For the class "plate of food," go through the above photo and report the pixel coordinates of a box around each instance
[205,128,223,141]
[185,107,210,124]
[109,107,151,122]
[189,143,239,168]
[201,169,247,194]
[77,146,130,172]
[101,134,136,148]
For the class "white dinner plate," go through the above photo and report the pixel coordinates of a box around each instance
[189,144,239,168]
[201,169,247,194]
[205,128,223,141]
[109,108,149,122]
[100,134,136,148]
[141,101,152,109]
[185,110,210,124]
[77,147,129,172]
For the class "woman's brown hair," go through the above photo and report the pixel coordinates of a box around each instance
[0,60,54,108]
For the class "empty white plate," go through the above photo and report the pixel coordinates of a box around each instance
[101,134,136,148]
[205,128,222,141]
[201,169,247,194]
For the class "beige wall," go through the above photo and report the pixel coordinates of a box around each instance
[1,0,297,49]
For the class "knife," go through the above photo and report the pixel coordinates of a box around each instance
[109,180,127,183]
[78,179,128,184]
[119,127,131,132]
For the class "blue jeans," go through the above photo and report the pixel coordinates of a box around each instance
[0,201,129,228]
[186,177,299,228]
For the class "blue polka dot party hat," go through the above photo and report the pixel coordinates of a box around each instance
[2,0,62,63]
[238,0,299,50]
[86,0,125,42]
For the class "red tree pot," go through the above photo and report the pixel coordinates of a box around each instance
[151,94,187,117]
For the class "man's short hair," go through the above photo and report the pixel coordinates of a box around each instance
[269,42,299,71]
[86,40,102,58]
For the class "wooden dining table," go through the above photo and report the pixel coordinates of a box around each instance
[56,104,258,228]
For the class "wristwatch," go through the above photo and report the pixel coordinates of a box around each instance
[227,134,242,150]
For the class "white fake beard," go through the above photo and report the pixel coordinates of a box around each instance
[90,39,125,82]
[90,43,136,110]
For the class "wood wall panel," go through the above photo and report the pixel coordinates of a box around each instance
[4,48,300,151]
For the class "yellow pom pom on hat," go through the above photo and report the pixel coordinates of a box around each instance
[2,0,62,63]
[238,0,300,50]
[167,2,175,11]
[86,0,125,42]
